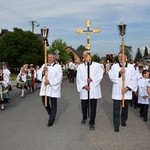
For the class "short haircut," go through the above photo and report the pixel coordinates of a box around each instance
[138,65,143,71]
[142,69,149,76]
[118,51,127,57]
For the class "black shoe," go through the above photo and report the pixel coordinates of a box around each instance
[89,125,95,130]
[140,114,144,118]
[47,117,54,127]
[47,121,54,127]
[121,122,126,127]
[114,127,119,132]
[81,120,86,125]
[144,118,147,122]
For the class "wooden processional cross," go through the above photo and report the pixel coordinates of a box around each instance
[76,20,101,117]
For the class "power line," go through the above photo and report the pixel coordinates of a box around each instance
[0,3,32,21]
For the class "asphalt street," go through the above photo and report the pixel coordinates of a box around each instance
[0,75,150,150]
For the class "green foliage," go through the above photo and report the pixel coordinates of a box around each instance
[124,46,132,61]
[144,47,149,57]
[114,55,118,62]
[0,28,43,68]
[48,39,69,64]
[76,45,86,58]
[92,53,100,62]
[134,48,143,61]
[120,45,132,61]
[10,73,17,81]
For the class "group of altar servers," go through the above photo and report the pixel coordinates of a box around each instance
[0,51,149,132]
[37,51,149,132]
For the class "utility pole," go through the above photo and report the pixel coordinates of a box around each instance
[29,21,36,33]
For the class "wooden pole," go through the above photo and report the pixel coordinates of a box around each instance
[87,61,90,118]
[44,40,47,107]
[122,36,125,108]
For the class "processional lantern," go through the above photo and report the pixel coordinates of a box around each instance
[118,22,126,37]
[41,27,49,107]
[117,22,127,108]
[41,27,49,41]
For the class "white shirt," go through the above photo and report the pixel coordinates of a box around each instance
[76,61,103,99]
[108,63,137,100]
[68,62,75,70]
[38,63,63,98]
[138,77,150,104]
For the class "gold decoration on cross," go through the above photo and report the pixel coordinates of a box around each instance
[76,20,101,52]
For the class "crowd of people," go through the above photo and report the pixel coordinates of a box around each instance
[16,64,41,98]
[0,51,150,132]
[0,62,41,110]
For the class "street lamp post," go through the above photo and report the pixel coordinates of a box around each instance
[41,27,49,107]
[118,22,127,107]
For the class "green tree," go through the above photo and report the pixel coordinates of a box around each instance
[76,45,87,58]
[134,48,143,61]
[114,55,118,62]
[144,46,149,57]
[120,45,132,61]
[92,53,100,62]
[0,28,43,68]
[125,46,132,61]
[48,39,69,64]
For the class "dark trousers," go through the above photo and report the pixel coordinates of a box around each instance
[140,104,149,121]
[69,69,75,83]
[42,96,57,122]
[81,99,97,125]
[132,92,138,108]
[113,100,130,128]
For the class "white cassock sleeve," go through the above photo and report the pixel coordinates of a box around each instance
[76,65,87,92]
[108,64,120,84]
[37,65,44,81]
[126,67,137,92]
[49,65,63,90]
[91,63,103,87]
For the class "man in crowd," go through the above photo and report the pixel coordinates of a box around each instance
[108,51,137,132]
[37,53,63,127]
[76,51,103,130]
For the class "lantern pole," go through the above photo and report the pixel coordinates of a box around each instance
[41,27,49,107]
[118,22,127,108]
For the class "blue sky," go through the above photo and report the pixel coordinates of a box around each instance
[0,0,150,57]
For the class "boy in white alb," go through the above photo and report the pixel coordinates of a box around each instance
[138,70,149,122]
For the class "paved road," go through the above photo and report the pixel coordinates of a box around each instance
[0,75,150,150]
